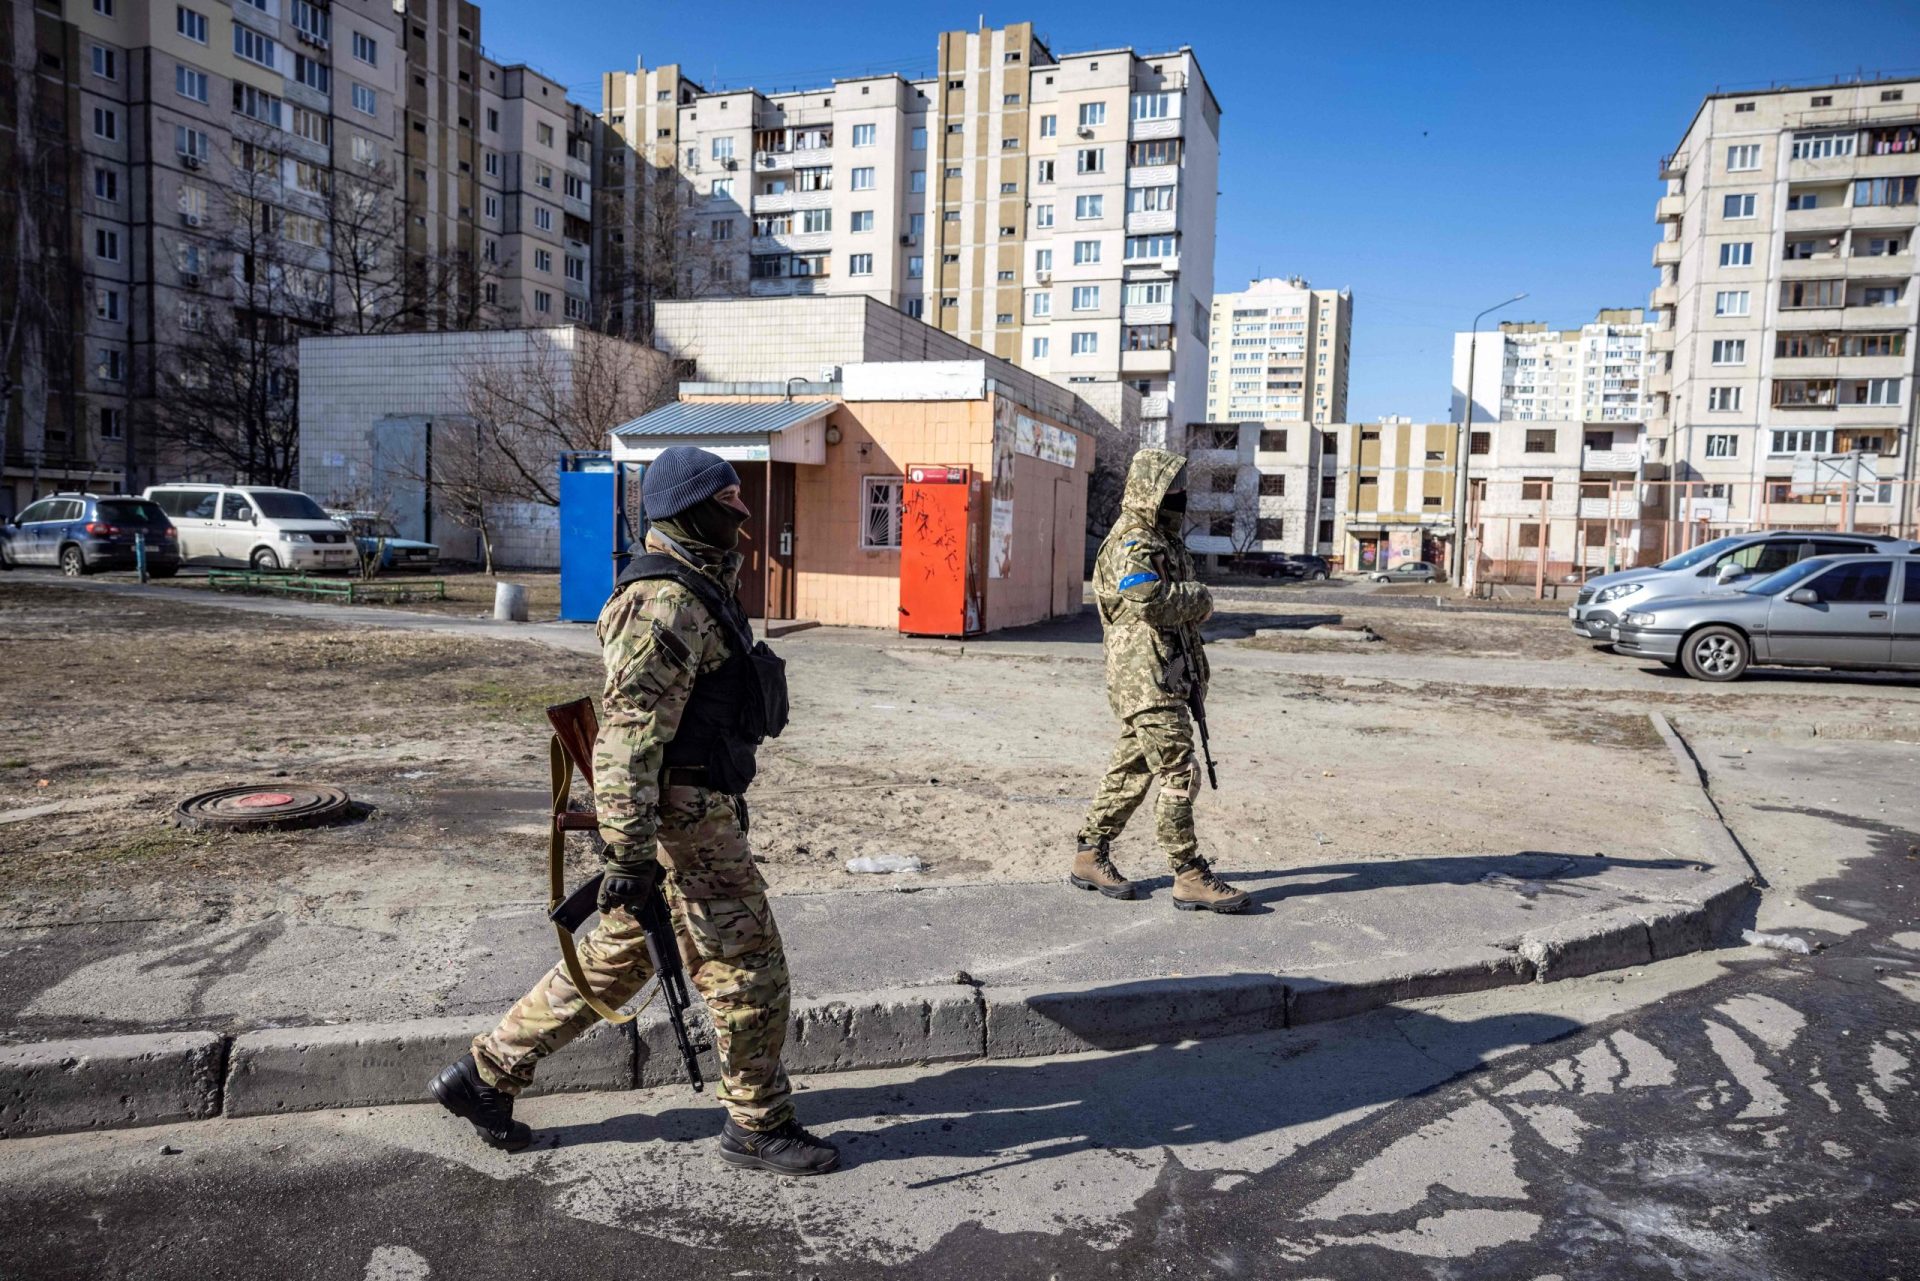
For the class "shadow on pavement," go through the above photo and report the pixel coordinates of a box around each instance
[1118,850,1700,908]
[1635,663,1920,689]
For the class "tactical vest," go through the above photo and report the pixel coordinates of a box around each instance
[615,553,789,794]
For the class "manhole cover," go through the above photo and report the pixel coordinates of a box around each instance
[174,784,353,831]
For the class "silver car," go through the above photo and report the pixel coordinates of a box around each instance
[1569,531,1914,641]
[1612,553,1920,681]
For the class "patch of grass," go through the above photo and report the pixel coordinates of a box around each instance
[1,758,27,769]
[93,825,210,864]
[463,678,593,727]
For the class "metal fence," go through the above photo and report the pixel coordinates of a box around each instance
[1465,477,1920,597]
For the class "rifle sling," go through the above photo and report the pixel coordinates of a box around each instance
[548,734,637,1025]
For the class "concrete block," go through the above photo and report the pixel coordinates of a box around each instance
[784,986,984,1073]
[1680,871,1757,945]
[1519,909,1654,983]
[1288,949,1534,1027]
[985,974,1286,1059]
[225,1016,630,1117]
[0,1031,226,1137]
[1629,901,1713,962]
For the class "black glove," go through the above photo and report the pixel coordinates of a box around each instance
[597,862,662,914]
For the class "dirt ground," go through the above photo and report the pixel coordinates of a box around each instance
[0,579,1746,940]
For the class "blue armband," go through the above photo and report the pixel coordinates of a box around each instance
[1117,571,1160,591]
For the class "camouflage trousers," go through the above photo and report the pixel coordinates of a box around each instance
[1078,706,1201,870]
[472,785,793,1131]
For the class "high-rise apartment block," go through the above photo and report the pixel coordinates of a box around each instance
[1,0,595,511]
[1204,277,1351,425]
[1649,78,1919,526]
[596,23,1219,445]
[1451,309,1653,426]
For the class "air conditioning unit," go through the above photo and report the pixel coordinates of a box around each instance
[181,154,203,169]
[181,271,201,287]
[1076,125,1094,138]
[899,234,917,246]
[1035,270,1051,284]
[722,156,738,170]
[181,212,202,227]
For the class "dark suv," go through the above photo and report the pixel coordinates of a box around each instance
[0,493,180,577]
[1232,552,1332,581]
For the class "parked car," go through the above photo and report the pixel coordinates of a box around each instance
[0,493,180,577]
[1569,531,1913,642]
[143,484,357,572]
[1612,553,1920,681]
[328,510,441,572]
[1231,552,1333,581]
[1370,560,1438,583]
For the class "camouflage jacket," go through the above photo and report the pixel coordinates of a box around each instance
[590,529,742,876]
[1092,448,1213,719]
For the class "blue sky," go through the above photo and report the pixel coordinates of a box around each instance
[479,1,1920,421]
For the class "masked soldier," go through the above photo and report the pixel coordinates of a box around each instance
[430,446,838,1176]
[1071,448,1250,913]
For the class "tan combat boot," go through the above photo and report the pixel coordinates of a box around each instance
[1171,860,1251,914]
[1069,838,1137,900]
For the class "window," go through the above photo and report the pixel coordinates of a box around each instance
[526,290,549,315]
[1714,290,1750,316]
[290,0,328,40]
[93,168,118,202]
[1031,292,1051,317]
[1126,234,1176,260]
[1708,386,1742,411]
[1719,241,1752,267]
[176,6,207,41]
[1722,193,1756,218]
[94,228,120,262]
[294,53,329,92]
[1733,101,1755,113]
[353,31,378,65]
[910,126,926,150]
[1132,92,1171,120]
[91,45,116,80]
[1470,432,1490,455]
[906,255,923,279]
[905,299,924,319]
[1520,429,1555,453]
[1127,186,1177,214]
[862,476,903,549]
[353,83,377,115]
[1123,282,1170,306]
[534,206,553,231]
[234,83,283,126]
[1726,144,1760,171]
[849,253,873,276]
[1034,204,1054,229]
[909,170,926,193]
[800,208,830,233]
[1781,279,1843,309]
[233,24,276,68]
[1883,90,1906,103]
[1258,429,1289,453]
[1070,332,1098,355]
[534,162,554,190]
[1770,429,1832,455]
[943,166,961,179]
[486,108,499,132]
[1855,378,1901,405]
[1806,561,1892,604]
[98,348,124,382]
[850,123,876,148]
[533,249,552,273]
[1001,137,1021,151]
[1071,285,1099,311]
[1034,248,1053,272]
[1130,139,1180,167]
[1072,239,1099,265]
[1791,131,1852,160]
[92,107,117,141]
[1711,339,1746,365]
[100,407,124,442]
[1075,194,1103,220]
[1078,102,1106,128]
[1703,434,1739,458]
[1031,336,1050,358]
[483,194,499,220]
[293,107,329,145]
[795,167,831,192]
[1863,284,1904,307]
[1855,176,1919,207]
[1039,114,1057,138]
[94,286,121,321]
[537,123,555,147]
[711,178,734,200]
[1034,159,1054,183]
[850,167,875,191]
[1076,148,1104,174]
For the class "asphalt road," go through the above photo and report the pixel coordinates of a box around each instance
[2,738,1915,1278]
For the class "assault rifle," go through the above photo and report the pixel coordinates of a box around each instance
[1172,629,1219,790]
[544,697,704,1092]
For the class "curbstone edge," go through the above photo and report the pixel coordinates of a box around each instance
[1287,948,1535,1026]
[1519,907,1656,983]
[0,1030,226,1138]
[984,973,1287,1059]
[784,985,984,1075]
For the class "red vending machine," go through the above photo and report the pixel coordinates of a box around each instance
[898,463,982,636]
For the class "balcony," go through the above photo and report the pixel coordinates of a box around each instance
[1659,150,1686,179]
[1850,252,1914,277]
[1128,114,1181,142]
[1124,209,1176,235]
[1139,392,1169,418]
[754,150,794,172]
[748,230,831,254]
[752,191,795,213]
[1649,283,1677,309]
[1121,347,1174,374]
[1781,252,1845,277]
[1655,194,1684,221]
[1648,327,1674,352]
[1122,302,1172,326]
[1784,204,1857,233]
[1582,447,1641,473]
[1579,495,1642,519]
[1652,238,1681,267]
[1126,164,1177,189]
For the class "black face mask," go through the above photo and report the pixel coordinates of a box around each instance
[1161,489,1188,514]
[658,495,751,553]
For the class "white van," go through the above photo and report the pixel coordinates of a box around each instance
[143,484,358,572]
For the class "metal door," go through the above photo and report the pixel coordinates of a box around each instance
[768,462,796,620]
[214,492,259,565]
[1766,559,1895,666]
[1050,476,1077,617]
[170,489,221,562]
[1893,561,1920,668]
[371,417,429,543]
[559,462,617,623]
[899,464,972,636]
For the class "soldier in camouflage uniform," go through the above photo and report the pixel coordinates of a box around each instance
[1071,448,1250,913]
[430,447,838,1176]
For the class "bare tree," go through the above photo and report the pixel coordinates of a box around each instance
[459,328,673,508]
[594,136,745,343]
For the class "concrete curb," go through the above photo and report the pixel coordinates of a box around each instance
[0,1031,225,1136]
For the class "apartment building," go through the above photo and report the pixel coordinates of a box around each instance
[1178,420,1327,562]
[1451,309,1654,427]
[1650,78,1920,532]
[1330,417,1459,574]
[596,23,1220,447]
[1466,419,1660,583]
[1204,277,1351,426]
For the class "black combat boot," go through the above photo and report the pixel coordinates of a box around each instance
[718,1117,840,1176]
[429,1053,534,1152]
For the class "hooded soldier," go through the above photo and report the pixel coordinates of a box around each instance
[430,446,838,1176]
[1072,447,1250,912]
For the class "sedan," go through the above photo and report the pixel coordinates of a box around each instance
[1612,553,1920,681]
[1370,560,1438,584]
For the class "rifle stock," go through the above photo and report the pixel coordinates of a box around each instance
[1171,632,1220,790]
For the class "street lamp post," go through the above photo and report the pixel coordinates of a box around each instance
[1451,292,1529,589]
